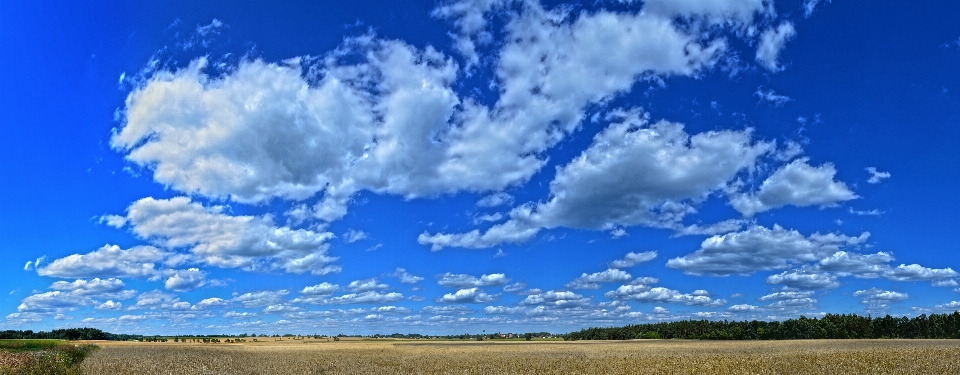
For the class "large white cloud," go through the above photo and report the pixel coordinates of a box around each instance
[420,114,773,249]
[817,251,958,282]
[114,57,375,204]
[884,264,958,282]
[666,225,869,275]
[818,251,893,278]
[116,0,746,231]
[17,291,93,313]
[731,158,857,217]
[117,196,337,275]
[38,244,170,279]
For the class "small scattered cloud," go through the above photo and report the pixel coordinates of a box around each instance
[854,288,908,313]
[23,256,46,272]
[502,282,526,293]
[321,291,405,305]
[755,88,792,107]
[849,208,883,216]
[343,229,368,243]
[802,0,832,18]
[232,290,290,308]
[96,300,123,310]
[520,290,591,309]
[766,269,839,290]
[300,282,340,296]
[606,285,725,307]
[391,268,424,284]
[98,215,128,228]
[609,251,657,268]
[865,167,891,184]
[565,269,633,290]
[756,22,797,72]
[477,193,513,208]
[346,278,388,293]
[912,301,960,314]
[436,273,509,288]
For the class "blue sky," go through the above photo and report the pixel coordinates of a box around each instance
[2,0,960,335]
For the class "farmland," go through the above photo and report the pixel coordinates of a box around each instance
[78,338,960,374]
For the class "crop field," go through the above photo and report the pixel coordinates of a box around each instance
[77,339,960,374]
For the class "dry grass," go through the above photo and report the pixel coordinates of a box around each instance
[79,339,960,374]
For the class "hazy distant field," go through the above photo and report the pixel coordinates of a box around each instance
[77,338,960,374]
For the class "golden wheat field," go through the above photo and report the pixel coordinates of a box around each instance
[75,338,960,374]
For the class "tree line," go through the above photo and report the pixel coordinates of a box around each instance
[6,312,960,341]
[563,312,960,340]
[0,327,140,341]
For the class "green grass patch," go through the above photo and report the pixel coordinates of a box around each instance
[0,339,66,352]
[0,341,99,375]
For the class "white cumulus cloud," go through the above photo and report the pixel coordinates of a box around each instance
[731,158,857,217]
[118,196,337,275]
[164,268,206,292]
[866,167,891,184]
[565,269,633,290]
[437,288,499,303]
[436,273,509,288]
[421,113,774,249]
[38,245,169,279]
[667,225,869,276]
[756,22,796,72]
[605,285,725,307]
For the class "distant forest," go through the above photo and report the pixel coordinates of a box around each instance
[0,327,138,341]
[4,312,960,341]
[564,312,960,340]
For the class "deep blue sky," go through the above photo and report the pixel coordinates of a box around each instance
[2,0,960,335]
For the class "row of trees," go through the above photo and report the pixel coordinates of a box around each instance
[8,312,960,342]
[564,312,960,340]
[0,328,141,341]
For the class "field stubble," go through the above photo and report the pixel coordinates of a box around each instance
[79,339,960,374]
